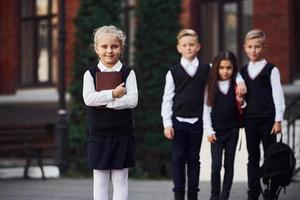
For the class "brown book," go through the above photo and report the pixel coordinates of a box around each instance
[96,71,123,91]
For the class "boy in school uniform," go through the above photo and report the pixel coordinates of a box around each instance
[161,29,246,200]
[240,29,285,200]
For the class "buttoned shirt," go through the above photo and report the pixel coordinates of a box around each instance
[82,60,138,109]
[161,57,245,128]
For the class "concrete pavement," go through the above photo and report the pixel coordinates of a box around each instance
[0,178,299,200]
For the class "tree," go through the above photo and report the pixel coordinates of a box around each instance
[134,0,181,178]
[68,0,122,174]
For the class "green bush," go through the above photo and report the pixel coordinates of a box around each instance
[133,0,181,178]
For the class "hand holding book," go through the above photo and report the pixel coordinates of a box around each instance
[96,71,125,98]
[112,83,126,98]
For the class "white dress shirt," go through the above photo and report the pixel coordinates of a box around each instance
[247,59,285,121]
[161,57,245,128]
[82,60,138,110]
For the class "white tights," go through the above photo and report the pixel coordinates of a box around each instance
[93,168,128,200]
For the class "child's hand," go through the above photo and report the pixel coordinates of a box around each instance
[235,93,244,107]
[271,121,282,134]
[207,134,217,143]
[236,82,247,96]
[164,127,174,140]
[112,83,126,98]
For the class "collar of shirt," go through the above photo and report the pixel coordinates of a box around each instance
[218,79,230,94]
[248,59,267,78]
[180,57,199,77]
[97,60,122,72]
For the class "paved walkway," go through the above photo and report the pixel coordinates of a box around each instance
[0,178,299,200]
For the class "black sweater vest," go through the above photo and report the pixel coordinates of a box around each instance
[211,81,240,131]
[240,63,275,120]
[87,65,133,137]
[170,62,210,118]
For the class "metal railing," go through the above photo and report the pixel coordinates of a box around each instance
[285,95,300,173]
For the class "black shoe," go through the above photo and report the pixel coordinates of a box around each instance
[174,191,185,200]
[187,191,198,200]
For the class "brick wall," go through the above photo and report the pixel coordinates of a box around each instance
[0,0,20,94]
[253,0,291,83]
[0,1,80,94]
[65,0,80,86]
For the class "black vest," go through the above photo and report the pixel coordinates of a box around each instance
[240,63,275,120]
[87,65,133,137]
[170,62,210,118]
[211,81,240,131]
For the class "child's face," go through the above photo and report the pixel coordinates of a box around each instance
[177,36,200,61]
[218,59,233,81]
[244,38,266,62]
[95,34,122,67]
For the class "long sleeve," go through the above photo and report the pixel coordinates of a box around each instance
[271,67,286,121]
[161,71,175,128]
[106,70,138,109]
[82,70,114,106]
[236,72,244,83]
[202,89,215,136]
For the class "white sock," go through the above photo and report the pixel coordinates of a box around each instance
[93,169,110,200]
[111,168,129,200]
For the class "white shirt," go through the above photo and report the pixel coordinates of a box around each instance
[161,57,245,128]
[82,60,138,110]
[247,59,285,121]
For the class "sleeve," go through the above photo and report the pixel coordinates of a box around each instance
[270,67,286,121]
[106,70,138,109]
[161,71,175,128]
[82,70,114,106]
[202,88,215,136]
[235,72,245,83]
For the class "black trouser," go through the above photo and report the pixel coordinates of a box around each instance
[244,118,276,200]
[171,118,203,194]
[210,128,239,200]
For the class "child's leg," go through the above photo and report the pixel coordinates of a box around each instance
[210,137,224,200]
[186,120,203,199]
[111,168,129,200]
[93,169,110,200]
[244,120,261,200]
[171,119,189,194]
[259,119,276,158]
[259,119,277,198]
[220,129,239,200]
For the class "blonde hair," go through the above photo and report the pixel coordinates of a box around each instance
[177,28,199,42]
[93,25,126,52]
[245,29,266,43]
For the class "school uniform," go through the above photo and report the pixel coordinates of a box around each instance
[83,61,138,170]
[240,59,285,200]
[203,80,241,200]
[161,57,210,198]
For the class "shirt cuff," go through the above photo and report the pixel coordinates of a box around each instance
[163,119,173,128]
[204,128,215,136]
[241,101,247,108]
[275,115,283,122]
[109,89,114,99]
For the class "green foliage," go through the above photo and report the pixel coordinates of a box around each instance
[134,0,181,178]
[68,0,122,173]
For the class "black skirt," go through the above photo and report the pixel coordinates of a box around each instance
[87,134,135,170]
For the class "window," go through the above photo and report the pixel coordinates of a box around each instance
[200,0,252,64]
[20,0,58,86]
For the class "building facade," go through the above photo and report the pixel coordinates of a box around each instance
[0,0,299,96]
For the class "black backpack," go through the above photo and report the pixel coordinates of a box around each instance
[261,135,296,199]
